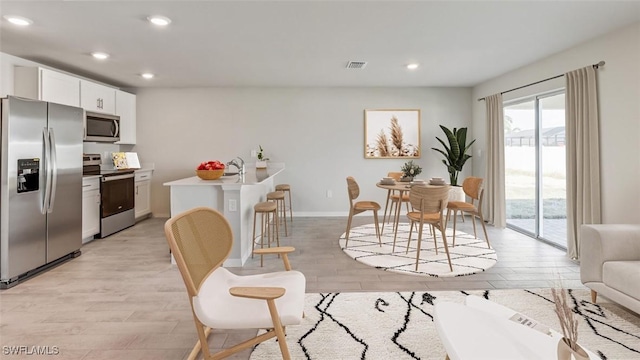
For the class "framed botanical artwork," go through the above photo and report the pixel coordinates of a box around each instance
[364,109,421,158]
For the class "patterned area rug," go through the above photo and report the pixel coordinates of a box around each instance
[339,223,497,277]
[250,289,640,360]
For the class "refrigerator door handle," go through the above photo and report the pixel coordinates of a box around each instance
[41,127,51,215]
[47,128,58,213]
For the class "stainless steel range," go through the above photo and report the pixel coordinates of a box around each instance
[83,154,135,238]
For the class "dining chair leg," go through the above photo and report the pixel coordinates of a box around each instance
[381,190,392,233]
[440,228,453,272]
[479,212,491,248]
[414,221,424,271]
[345,209,354,247]
[274,208,281,247]
[431,224,438,255]
[402,220,414,254]
[470,210,478,239]
[373,209,381,246]
[451,209,458,246]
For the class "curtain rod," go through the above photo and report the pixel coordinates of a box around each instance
[477,61,605,102]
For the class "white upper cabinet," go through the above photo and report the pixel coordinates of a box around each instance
[80,79,115,114]
[115,90,136,145]
[14,67,81,107]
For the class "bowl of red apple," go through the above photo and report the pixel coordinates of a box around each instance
[196,160,225,180]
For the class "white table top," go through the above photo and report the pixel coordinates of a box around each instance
[434,299,597,360]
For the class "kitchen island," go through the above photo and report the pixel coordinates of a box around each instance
[163,164,284,266]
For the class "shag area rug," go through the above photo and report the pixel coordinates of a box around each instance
[339,223,497,277]
[250,289,640,360]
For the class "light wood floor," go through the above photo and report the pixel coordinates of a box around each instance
[0,215,586,359]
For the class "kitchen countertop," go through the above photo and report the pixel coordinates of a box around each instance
[163,165,284,188]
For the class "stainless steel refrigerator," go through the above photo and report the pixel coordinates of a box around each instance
[1,96,83,288]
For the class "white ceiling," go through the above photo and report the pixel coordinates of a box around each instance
[1,1,639,89]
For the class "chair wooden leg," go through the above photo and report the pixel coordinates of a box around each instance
[478,212,490,248]
[266,299,292,360]
[470,211,478,239]
[415,221,424,271]
[345,209,354,247]
[274,208,281,247]
[432,224,438,255]
[381,191,392,233]
[452,210,458,246]
[373,209,381,246]
[287,190,293,223]
[591,289,597,303]
[252,211,258,259]
[405,220,414,254]
[440,227,453,272]
[190,317,212,360]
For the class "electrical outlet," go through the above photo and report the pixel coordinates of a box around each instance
[326,190,332,198]
[250,150,257,158]
[229,199,237,212]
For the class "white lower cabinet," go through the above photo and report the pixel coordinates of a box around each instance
[82,177,101,243]
[135,170,152,220]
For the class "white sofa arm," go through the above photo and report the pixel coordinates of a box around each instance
[580,224,640,284]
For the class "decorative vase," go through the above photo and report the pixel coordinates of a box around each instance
[557,337,588,360]
[400,176,413,182]
[256,160,267,169]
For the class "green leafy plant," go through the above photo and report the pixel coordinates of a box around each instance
[257,145,269,161]
[431,125,475,186]
[400,160,422,179]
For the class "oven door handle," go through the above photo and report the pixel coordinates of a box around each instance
[102,174,135,182]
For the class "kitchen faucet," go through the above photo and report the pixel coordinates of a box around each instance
[226,157,245,175]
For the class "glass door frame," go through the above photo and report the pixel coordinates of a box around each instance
[504,89,566,249]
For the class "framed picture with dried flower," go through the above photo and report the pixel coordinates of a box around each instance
[364,109,421,158]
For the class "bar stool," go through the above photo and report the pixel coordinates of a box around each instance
[267,191,288,236]
[275,184,293,223]
[252,201,280,266]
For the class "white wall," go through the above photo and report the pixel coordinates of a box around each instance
[136,87,472,217]
[472,22,640,224]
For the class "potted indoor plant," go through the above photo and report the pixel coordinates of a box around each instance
[256,145,269,169]
[431,125,475,186]
[400,160,422,182]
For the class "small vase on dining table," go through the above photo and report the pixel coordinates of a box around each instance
[557,337,588,360]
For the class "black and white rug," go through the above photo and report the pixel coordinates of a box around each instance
[250,289,640,360]
[339,223,497,277]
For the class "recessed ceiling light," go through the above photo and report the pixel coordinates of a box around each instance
[407,63,419,70]
[147,15,171,26]
[4,15,33,26]
[91,52,110,60]
[141,73,155,79]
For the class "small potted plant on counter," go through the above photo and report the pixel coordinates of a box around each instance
[256,145,269,169]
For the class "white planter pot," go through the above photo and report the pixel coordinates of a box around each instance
[448,186,465,203]
[256,160,267,169]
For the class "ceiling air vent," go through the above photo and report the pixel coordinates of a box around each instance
[346,61,367,69]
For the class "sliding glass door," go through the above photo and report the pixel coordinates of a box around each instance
[504,91,567,248]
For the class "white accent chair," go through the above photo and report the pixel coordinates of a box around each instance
[165,207,305,360]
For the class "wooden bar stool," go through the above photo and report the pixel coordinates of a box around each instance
[267,191,288,236]
[275,184,293,223]
[252,201,280,266]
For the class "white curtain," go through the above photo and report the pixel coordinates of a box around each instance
[565,66,601,259]
[485,93,506,228]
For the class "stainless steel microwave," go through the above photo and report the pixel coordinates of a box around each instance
[84,111,120,142]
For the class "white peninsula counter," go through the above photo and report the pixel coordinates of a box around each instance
[163,164,284,266]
